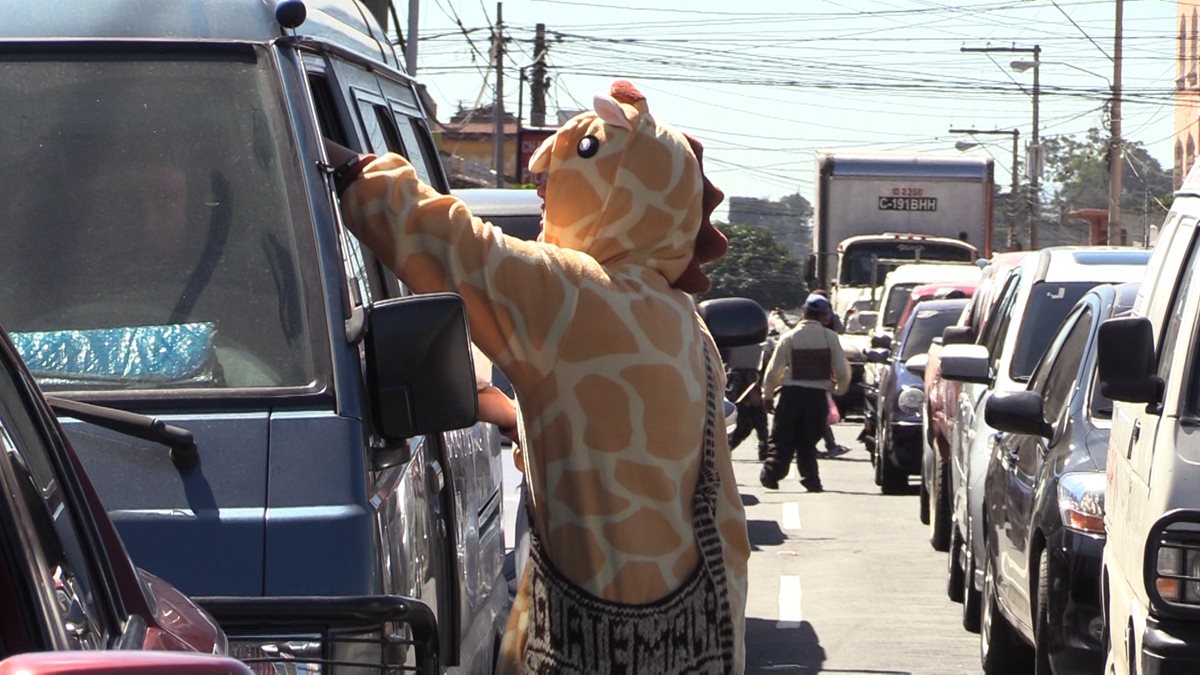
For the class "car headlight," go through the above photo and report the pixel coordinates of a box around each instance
[897,386,925,415]
[1149,518,1200,610]
[1057,472,1106,535]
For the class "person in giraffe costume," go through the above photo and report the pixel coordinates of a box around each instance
[330,79,749,673]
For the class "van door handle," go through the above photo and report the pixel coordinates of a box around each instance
[1128,420,1141,459]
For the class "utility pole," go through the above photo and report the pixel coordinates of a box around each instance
[961,44,1042,249]
[1108,0,1124,246]
[950,128,1021,249]
[405,0,419,75]
[530,23,548,128]
[492,2,505,187]
[515,67,525,183]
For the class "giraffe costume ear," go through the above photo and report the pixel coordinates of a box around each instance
[593,93,633,130]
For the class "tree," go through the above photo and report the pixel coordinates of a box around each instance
[1041,127,1172,222]
[702,223,808,310]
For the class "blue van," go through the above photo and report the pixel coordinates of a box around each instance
[0,1,505,671]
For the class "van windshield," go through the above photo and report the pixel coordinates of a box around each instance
[0,51,321,392]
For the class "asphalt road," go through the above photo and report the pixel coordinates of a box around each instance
[502,421,983,674]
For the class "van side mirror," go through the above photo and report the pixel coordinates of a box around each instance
[1097,316,1162,405]
[698,297,768,349]
[942,326,975,346]
[939,344,991,384]
[366,294,478,442]
[985,391,1052,438]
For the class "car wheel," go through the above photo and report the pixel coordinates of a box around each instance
[880,445,907,494]
[980,545,1033,673]
[1034,550,1054,675]
[919,462,931,525]
[962,534,981,632]
[948,521,966,603]
[929,458,951,551]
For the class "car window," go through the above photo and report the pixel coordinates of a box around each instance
[0,369,111,649]
[1039,307,1093,423]
[1157,231,1200,386]
[0,49,321,391]
[1009,282,1099,381]
[882,283,918,328]
[982,273,1021,372]
[900,307,963,361]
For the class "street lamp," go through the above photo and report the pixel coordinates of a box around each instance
[951,128,1022,249]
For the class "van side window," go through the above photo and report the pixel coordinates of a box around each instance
[1158,230,1200,386]
[983,274,1020,368]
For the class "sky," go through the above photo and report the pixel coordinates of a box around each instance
[410,0,1178,219]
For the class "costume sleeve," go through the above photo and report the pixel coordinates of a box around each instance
[761,333,790,397]
[827,329,852,397]
[339,154,596,390]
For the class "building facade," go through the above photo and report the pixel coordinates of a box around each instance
[1177,1,1200,188]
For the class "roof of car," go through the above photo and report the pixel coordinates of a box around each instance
[911,297,971,314]
[455,188,543,217]
[0,0,398,70]
[884,262,982,286]
[1029,246,1151,284]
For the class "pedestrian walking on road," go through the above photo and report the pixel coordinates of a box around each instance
[725,342,770,460]
[760,294,852,492]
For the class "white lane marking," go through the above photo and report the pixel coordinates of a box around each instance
[781,502,802,531]
[778,575,803,627]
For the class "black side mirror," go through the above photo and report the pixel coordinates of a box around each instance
[942,326,975,346]
[1097,316,1162,405]
[698,297,768,349]
[985,391,1052,438]
[366,293,478,442]
[870,334,892,350]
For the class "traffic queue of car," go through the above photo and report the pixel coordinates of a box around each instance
[863,165,1200,675]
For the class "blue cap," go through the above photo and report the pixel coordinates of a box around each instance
[804,294,831,315]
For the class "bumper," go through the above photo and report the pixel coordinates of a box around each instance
[1045,528,1106,675]
[887,421,923,473]
[1141,616,1200,675]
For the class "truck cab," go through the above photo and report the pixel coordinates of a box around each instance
[0,1,505,671]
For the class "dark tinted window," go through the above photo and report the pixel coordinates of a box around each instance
[839,242,976,285]
[882,284,918,328]
[900,307,963,361]
[1010,282,1099,381]
[1040,307,1093,422]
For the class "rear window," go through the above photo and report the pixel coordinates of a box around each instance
[882,283,918,328]
[1009,282,1098,380]
[900,308,962,361]
[0,50,322,393]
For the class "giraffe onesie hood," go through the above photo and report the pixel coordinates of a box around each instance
[339,80,749,673]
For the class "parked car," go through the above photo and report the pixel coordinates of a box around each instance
[939,247,1150,635]
[454,188,543,242]
[860,263,983,456]
[865,297,969,494]
[0,1,495,671]
[923,252,1032,552]
[1098,172,1200,673]
[0,324,245,672]
[979,282,1137,674]
[894,281,977,339]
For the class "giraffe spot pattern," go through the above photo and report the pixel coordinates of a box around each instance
[492,255,565,353]
[620,364,701,460]
[629,295,684,355]
[397,252,449,294]
[574,374,632,453]
[554,469,632,516]
[627,132,674,193]
[613,458,676,502]
[671,545,700,582]
[546,522,608,585]
[603,506,683,556]
[664,150,699,212]
[534,411,575,464]
[558,287,640,362]
[601,560,670,601]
